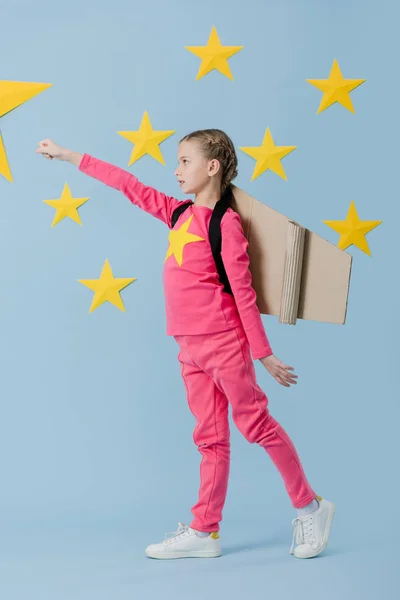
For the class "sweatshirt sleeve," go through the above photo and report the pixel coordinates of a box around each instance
[221,211,273,361]
[78,153,184,228]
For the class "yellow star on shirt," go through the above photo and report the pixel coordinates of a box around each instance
[117,111,175,166]
[164,214,205,267]
[323,201,382,256]
[240,128,296,181]
[0,79,52,181]
[307,59,365,114]
[185,26,244,81]
[78,259,136,313]
[43,183,89,227]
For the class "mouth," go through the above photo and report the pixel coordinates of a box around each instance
[178,180,185,186]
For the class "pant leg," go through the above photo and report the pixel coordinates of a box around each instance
[187,326,316,509]
[175,336,231,532]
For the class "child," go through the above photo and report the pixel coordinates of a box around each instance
[36,130,335,560]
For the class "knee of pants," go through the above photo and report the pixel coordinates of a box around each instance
[196,437,231,464]
[193,428,231,450]
[232,408,275,445]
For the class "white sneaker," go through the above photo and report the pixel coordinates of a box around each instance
[145,522,222,560]
[290,497,335,559]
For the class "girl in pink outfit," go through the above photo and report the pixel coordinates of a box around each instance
[36,130,335,561]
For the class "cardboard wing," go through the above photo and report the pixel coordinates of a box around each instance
[231,185,352,325]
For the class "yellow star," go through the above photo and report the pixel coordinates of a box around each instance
[164,214,205,267]
[0,134,11,182]
[307,59,365,114]
[78,259,136,313]
[117,111,175,166]
[240,128,296,181]
[185,26,244,81]
[0,80,52,181]
[43,183,89,227]
[323,201,382,256]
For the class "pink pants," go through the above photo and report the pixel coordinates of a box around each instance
[174,324,316,533]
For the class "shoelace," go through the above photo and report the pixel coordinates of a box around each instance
[290,515,315,554]
[164,522,189,544]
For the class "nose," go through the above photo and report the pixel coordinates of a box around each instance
[174,167,180,177]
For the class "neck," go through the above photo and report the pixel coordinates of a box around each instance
[193,186,222,209]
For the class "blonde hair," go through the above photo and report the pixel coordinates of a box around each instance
[179,128,238,195]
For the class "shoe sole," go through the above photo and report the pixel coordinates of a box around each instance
[294,503,336,559]
[145,549,222,560]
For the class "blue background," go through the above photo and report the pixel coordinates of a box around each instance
[0,0,398,598]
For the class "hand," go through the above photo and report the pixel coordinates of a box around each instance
[260,354,298,387]
[36,138,68,161]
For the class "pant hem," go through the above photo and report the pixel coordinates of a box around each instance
[190,522,219,533]
[293,493,318,509]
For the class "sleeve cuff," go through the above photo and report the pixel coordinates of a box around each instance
[78,153,90,171]
[252,347,274,361]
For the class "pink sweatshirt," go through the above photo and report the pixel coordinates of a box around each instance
[79,154,273,360]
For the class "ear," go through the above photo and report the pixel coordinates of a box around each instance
[208,159,221,177]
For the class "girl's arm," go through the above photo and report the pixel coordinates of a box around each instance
[78,154,185,227]
[36,139,184,228]
[65,150,83,166]
[221,210,273,361]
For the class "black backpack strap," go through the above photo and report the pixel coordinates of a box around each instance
[170,193,234,296]
[209,186,233,295]
[170,201,193,229]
